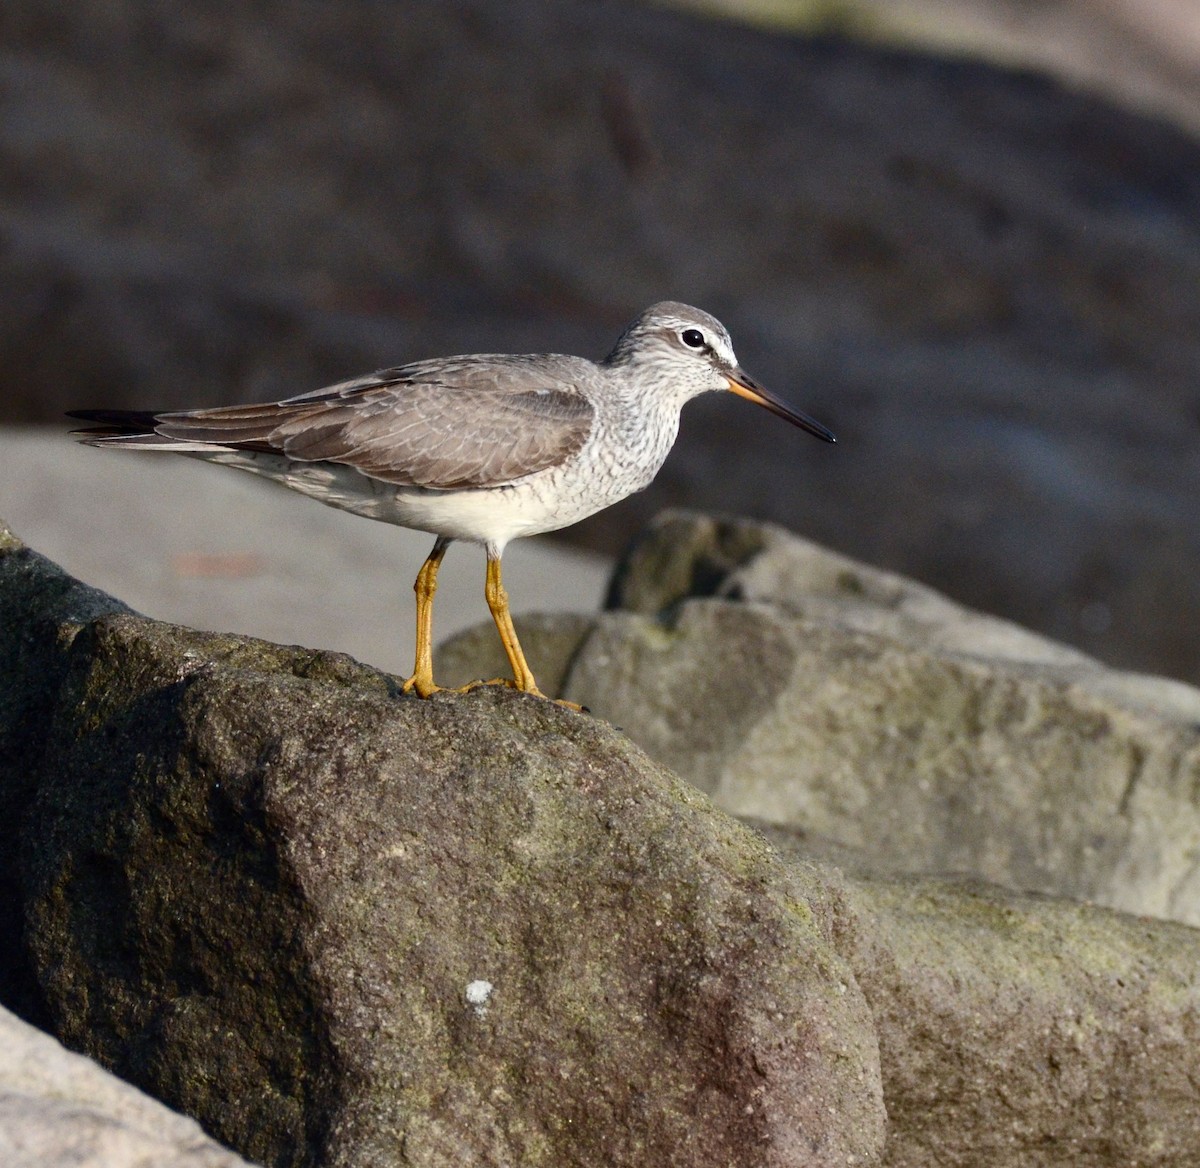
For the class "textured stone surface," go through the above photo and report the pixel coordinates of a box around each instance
[854,878,1200,1168]
[0,1004,254,1168]
[16,613,884,1168]
[0,517,131,1027]
[442,512,1200,925]
[6,521,1200,1165]
[776,847,1200,1168]
[610,511,1200,728]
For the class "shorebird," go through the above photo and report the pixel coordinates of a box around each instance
[70,302,834,704]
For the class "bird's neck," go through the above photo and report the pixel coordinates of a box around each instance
[596,371,683,481]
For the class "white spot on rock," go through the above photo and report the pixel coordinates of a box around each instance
[465,979,494,1016]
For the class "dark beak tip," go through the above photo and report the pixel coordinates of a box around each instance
[727,373,836,445]
[797,415,838,445]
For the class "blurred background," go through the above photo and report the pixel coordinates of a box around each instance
[2,0,1199,682]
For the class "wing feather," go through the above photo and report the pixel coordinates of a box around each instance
[148,357,597,490]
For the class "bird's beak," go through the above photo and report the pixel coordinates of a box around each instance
[727,368,836,443]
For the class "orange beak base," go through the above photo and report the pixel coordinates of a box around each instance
[727,370,836,443]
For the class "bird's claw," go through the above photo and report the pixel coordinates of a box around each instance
[401,674,445,698]
[402,674,586,712]
[458,677,588,712]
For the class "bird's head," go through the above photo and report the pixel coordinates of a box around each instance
[605,302,836,443]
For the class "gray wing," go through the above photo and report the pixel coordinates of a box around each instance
[151,356,597,490]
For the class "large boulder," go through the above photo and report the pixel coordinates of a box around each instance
[799,858,1200,1168]
[441,511,1200,926]
[3,519,884,1167]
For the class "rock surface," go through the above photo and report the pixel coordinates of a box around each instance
[0,519,130,1027]
[4,516,1200,1164]
[442,511,1200,927]
[27,634,887,1167]
[6,0,1200,684]
[4,518,885,1168]
[803,860,1200,1168]
[0,1004,254,1168]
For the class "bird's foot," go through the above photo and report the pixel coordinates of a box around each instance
[402,674,586,712]
[458,676,537,696]
[401,673,449,698]
[459,677,588,713]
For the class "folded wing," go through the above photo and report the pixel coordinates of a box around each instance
[70,358,597,491]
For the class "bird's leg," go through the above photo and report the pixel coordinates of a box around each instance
[482,551,542,694]
[402,537,450,697]
[466,551,586,712]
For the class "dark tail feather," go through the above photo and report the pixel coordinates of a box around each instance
[67,408,162,440]
[66,408,161,432]
[67,406,280,451]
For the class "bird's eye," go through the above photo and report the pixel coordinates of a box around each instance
[681,329,705,349]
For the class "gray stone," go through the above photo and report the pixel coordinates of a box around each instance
[442,512,1200,926]
[608,510,1200,719]
[0,517,131,1025]
[9,588,883,1165]
[7,521,1200,1165]
[777,846,1200,1168]
[0,1003,254,1168]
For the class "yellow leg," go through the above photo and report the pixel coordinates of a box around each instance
[470,552,586,712]
[401,537,450,697]
[402,541,585,711]
[484,552,541,695]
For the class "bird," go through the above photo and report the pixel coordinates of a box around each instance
[69,301,835,706]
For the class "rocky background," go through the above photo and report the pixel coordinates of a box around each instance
[3,0,1200,684]
[676,0,1200,137]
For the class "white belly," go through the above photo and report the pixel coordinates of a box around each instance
[194,448,643,552]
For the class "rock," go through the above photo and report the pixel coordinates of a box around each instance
[781,851,1200,1168]
[608,510,1200,721]
[0,1004,254,1168]
[0,518,131,1027]
[6,521,1200,1164]
[6,572,884,1163]
[444,511,1200,926]
[7,0,1200,684]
